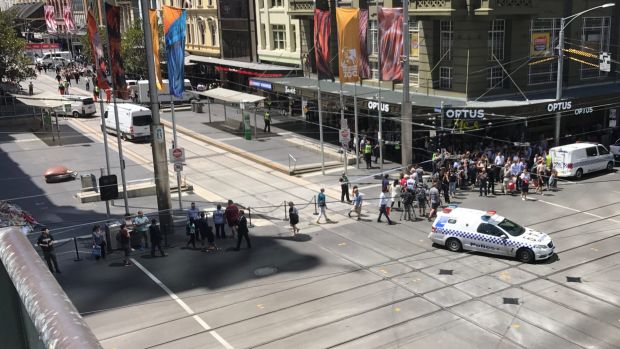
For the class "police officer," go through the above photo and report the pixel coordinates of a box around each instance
[264,111,271,133]
[37,228,60,273]
[364,140,373,169]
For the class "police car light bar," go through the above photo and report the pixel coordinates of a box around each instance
[442,204,459,214]
[487,210,497,216]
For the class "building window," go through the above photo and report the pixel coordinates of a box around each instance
[369,19,378,54]
[272,24,286,50]
[371,60,378,80]
[258,0,264,8]
[291,24,297,52]
[440,20,452,61]
[199,21,206,45]
[487,66,505,89]
[197,0,202,7]
[528,18,560,85]
[581,17,611,79]
[208,0,213,5]
[488,19,505,61]
[208,19,217,46]
[187,24,192,43]
[439,66,452,89]
[410,65,419,86]
[271,0,283,7]
[410,18,419,59]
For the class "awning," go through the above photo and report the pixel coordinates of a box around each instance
[13,92,67,109]
[8,2,43,20]
[187,55,300,72]
[195,88,265,104]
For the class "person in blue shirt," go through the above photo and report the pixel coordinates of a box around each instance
[316,188,330,224]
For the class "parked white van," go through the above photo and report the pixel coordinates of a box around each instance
[55,95,97,118]
[549,143,614,179]
[36,51,72,67]
[135,79,195,104]
[103,103,152,141]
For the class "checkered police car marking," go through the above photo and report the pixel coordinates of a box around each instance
[437,227,533,250]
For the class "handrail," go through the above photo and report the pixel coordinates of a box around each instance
[288,154,297,174]
[0,227,102,349]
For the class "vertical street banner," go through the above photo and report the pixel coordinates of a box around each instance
[44,5,57,33]
[336,8,360,83]
[163,6,187,98]
[63,6,76,32]
[314,9,333,80]
[86,11,109,89]
[358,9,371,80]
[531,32,550,57]
[105,3,127,90]
[149,9,164,91]
[378,7,404,81]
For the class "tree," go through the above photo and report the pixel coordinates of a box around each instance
[0,11,35,82]
[121,18,164,80]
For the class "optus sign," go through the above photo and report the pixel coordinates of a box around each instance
[546,101,572,112]
[367,101,390,113]
[445,109,485,119]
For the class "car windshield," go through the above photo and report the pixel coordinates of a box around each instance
[497,218,525,237]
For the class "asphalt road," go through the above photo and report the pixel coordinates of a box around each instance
[4,72,620,349]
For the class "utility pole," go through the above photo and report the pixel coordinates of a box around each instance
[140,0,174,236]
[554,17,565,147]
[401,0,413,166]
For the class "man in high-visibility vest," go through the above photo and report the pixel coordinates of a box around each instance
[364,140,373,169]
[264,111,271,133]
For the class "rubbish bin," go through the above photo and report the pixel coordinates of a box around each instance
[195,101,203,113]
[80,174,97,192]
[105,220,122,250]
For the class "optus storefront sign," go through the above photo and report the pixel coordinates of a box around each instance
[444,109,485,120]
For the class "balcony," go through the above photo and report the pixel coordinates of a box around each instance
[475,0,536,15]
[410,0,467,16]
[289,0,315,17]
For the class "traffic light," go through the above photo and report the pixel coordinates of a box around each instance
[99,175,119,201]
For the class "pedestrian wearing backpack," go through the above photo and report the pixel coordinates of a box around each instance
[428,183,441,221]
[416,185,428,217]
[186,220,197,249]
[400,188,416,221]
[316,188,330,224]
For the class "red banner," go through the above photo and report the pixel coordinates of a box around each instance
[86,11,109,90]
[215,66,284,78]
[63,6,76,32]
[358,9,370,80]
[314,9,333,80]
[44,5,57,33]
[26,43,61,50]
[105,3,127,90]
[378,8,403,81]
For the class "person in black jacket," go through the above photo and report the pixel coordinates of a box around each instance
[37,228,60,273]
[234,210,251,251]
[149,219,166,257]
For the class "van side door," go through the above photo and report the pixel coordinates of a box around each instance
[584,146,598,173]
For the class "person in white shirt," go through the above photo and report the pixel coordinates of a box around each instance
[377,188,394,225]
[494,152,505,167]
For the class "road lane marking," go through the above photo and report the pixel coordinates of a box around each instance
[538,200,620,223]
[131,258,234,349]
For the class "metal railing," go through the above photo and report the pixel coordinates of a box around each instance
[288,153,298,174]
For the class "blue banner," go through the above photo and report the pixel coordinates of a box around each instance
[164,6,186,98]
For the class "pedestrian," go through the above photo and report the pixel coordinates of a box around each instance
[187,202,200,225]
[448,169,457,198]
[58,83,65,95]
[488,164,496,195]
[400,187,416,221]
[37,228,60,273]
[213,204,226,238]
[74,71,80,84]
[441,171,451,203]
[316,188,330,223]
[288,202,300,234]
[105,88,111,103]
[64,80,69,94]
[132,211,150,250]
[364,140,372,169]
[85,78,90,91]
[263,111,271,132]
[478,169,488,197]
[390,179,402,210]
[416,185,428,217]
[93,85,99,102]
[348,186,363,220]
[225,200,240,238]
[381,174,390,192]
[428,183,441,221]
[28,81,33,95]
[186,220,197,249]
[43,64,48,73]
[56,73,62,84]
[377,188,395,225]
[118,224,131,266]
[548,169,557,191]
[196,212,210,248]
[149,219,166,257]
[535,159,546,195]
[339,172,350,203]
[92,225,106,260]
[501,162,511,194]
[234,210,251,251]
[520,167,530,201]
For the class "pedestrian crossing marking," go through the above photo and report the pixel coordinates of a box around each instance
[511,324,520,329]
[338,242,347,246]
[257,304,265,309]
[394,307,401,312]
[591,247,599,252]
[379,269,388,274]
[498,271,511,281]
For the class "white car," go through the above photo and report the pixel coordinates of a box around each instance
[429,206,555,263]
[611,138,620,161]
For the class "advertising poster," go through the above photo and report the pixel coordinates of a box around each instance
[378,7,404,81]
[531,32,551,57]
[336,8,360,83]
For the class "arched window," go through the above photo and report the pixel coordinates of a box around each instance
[199,20,206,45]
[207,17,217,46]
[187,24,192,43]
[182,0,191,8]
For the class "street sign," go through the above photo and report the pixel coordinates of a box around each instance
[600,52,611,72]
[154,125,164,144]
[339,128,351,144]
[173,163,183,172]
[169,147,185,163]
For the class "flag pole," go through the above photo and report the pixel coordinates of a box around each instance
[339,81,347,175]
[401,1,413,166]
[377,5,383,175]
[318,77,325,175]
[354,80,359,169]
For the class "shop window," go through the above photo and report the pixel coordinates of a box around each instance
[272,24,286,50]
[410,18,419,59]
[488,65,505,89]
[528,18,560,85]
[439,66,452,90]
[488,19,505,61]
[369,20,378,54]
[440,20,452,61]
[581,17,610,79]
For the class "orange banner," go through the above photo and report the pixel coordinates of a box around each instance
[149,9,163,91]
[336,8,360,83]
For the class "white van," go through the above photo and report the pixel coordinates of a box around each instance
[36,51,72,67]
[135,79,195,104]
[549,143,614,179]
[103,103,152,141]
[55,95,97,118]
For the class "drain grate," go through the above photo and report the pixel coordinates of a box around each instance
[254,266,278,277]
[439,269,453,275]
[566,276,582,283]
[503,298,519,305]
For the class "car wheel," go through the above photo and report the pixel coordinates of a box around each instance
[607,161,614,171]
[516,248,534,263]
[575,168,583,179]
[446,238,462,252]
[72,111,80,118]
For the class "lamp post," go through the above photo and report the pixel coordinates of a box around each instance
[554,3,615,146]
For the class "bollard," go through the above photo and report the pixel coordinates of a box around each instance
[73,236,82,261]
[313,196,318,215]
[283,201,289,221]
[248,207,254,227]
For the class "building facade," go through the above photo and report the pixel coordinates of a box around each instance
[166,0,220,58]
[255,0,302,67]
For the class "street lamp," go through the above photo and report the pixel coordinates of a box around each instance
[554,3,615,146]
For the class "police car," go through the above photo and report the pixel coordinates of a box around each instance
[429,206,555,263]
